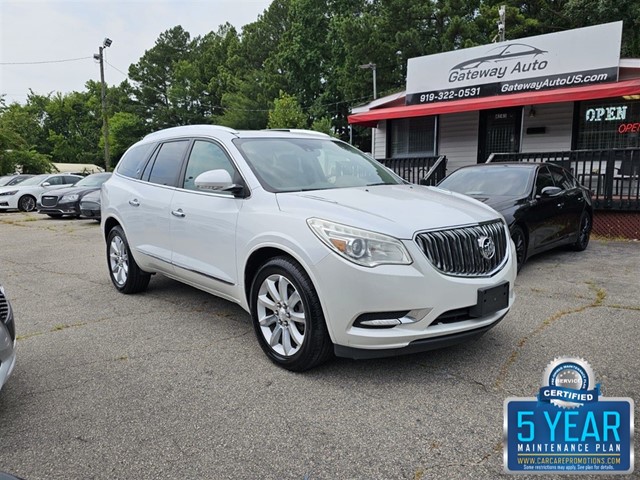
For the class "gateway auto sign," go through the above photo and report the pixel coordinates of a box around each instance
[406,22,622,105]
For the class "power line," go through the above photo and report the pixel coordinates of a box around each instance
[0,56,93,65]
[104,60,129,78]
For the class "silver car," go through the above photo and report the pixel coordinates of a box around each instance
[0,284,16,391]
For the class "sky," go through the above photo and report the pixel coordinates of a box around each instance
[0,0,273,104]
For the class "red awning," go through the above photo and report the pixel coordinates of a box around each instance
[348,79,640,126]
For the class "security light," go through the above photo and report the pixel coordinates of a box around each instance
[103,38,112,48]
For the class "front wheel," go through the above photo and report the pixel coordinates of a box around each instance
[572,211,591,251]
[250,257,332,371]
[107,226,150,294]
[18,195,36,212]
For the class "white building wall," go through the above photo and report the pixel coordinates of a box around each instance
[521,102,574,152]
[374,120,387,159]
[438,111,480,171]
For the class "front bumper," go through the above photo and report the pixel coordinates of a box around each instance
[309,237,517,352]
[79,202,100,219]
[0,297,16,391]
[37,200,80,216]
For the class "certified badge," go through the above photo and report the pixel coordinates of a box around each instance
[539,357,599,408]
[504,357,634,474]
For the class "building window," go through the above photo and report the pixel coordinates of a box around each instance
[389,116,436,158]
[576,99,640,150]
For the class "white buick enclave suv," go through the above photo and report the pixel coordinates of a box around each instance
[102,125,516,371]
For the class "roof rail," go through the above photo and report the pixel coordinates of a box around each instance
[264,128,330,137]
[143,124,239,140]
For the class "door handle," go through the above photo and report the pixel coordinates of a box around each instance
[556,203,564,208]
[128,199,140,207]
[171,209,186,218]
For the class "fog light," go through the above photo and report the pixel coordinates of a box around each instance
[359,318,402,327]
[354,310,410,329]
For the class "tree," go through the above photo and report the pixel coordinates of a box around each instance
[268,91,308,128]
[103,112,147,164]
[128,26,195,129]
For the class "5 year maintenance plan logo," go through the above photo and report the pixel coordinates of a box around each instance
[503,357,634,474]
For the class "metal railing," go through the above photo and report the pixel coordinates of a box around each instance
[487,149,640,211]
[379,155,448,186]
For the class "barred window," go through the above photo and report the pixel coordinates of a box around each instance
[576,99,640,150]
[389,116,436,158]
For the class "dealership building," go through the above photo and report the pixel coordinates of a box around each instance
[349,22,640,168]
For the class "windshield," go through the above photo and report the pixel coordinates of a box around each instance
[16,174,49,186]
[74,173,111,187]
[233,138,403,192]
[438,166,534,196]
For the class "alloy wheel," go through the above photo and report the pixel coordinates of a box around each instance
[256,274,306,357]
[109,235,129,287]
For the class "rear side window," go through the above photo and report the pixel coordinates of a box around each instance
[117,143,155,179]
[147,140,190,187]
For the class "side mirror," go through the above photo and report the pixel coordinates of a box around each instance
[540,186,562,197]
[41,182,51,187]
[194,169,243,196]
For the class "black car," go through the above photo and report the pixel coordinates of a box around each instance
[78,189,101,221]
[437,163,592,270]
[37,172,111,218]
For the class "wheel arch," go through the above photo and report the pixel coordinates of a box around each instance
[103,216,121,240]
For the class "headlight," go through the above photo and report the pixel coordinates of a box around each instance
[0,190,18,196]
[307,218,412,267]
[61,194,80,202]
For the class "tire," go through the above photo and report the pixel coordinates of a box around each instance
[47,214,63,219]
[106,225,150,294]
[250,256,332,372]
[511,225,527,273]
[572,211,591,251]
[18,195,36,212]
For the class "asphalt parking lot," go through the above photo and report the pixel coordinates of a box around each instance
[0,212,638,479]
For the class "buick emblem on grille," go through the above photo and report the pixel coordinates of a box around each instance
[477,236,496,260]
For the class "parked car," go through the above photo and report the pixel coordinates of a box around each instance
[0,174,82,212]
[79,189,102,221]
[0,174,34,187]
[102,125,516,371]
[437,162,592,271]
[37,172,111,218]
[0,284,16,392]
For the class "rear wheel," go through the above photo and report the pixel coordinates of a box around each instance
[511,225,527,272]
[18,195,36,212]
[107,225,150,293]
[250,256,332,371]
[572,211,591,251]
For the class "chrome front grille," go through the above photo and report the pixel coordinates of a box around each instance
[0,291,8,324]
[41,196,58,207]
[415,220,508,277]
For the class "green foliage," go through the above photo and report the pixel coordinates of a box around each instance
[311,117,334,136]
[268,91,307,129]
[1,149,52,175]
[103,112,147,165]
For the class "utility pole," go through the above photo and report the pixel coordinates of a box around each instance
[94,38,112,171]
[498,5,506,42]
[360,62,377,100]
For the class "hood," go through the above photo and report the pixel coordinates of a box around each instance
[40,185,99,198]
[464,194,527,212]
[276,184,503,239]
